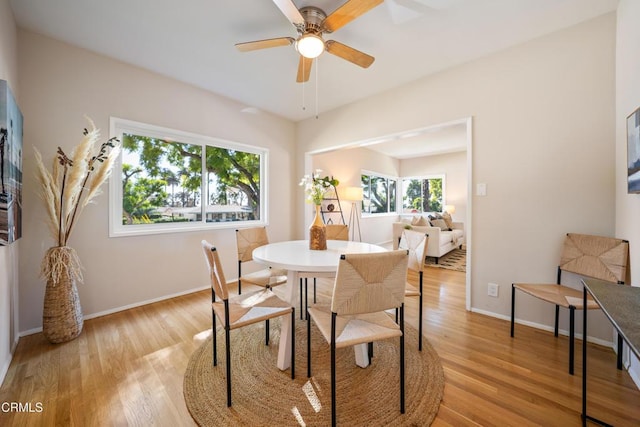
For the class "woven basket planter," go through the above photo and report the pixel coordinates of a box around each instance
[42,246,84,344]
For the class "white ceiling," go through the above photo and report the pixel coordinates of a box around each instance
[351,121,468,158]
[10,0,618,125]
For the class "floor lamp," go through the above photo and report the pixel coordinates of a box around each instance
[342,186,363,242]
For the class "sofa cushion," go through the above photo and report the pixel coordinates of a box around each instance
[431,219,449,230]
[438,233,452,246]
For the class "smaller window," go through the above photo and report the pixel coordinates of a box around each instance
[401,176,444,214]
[361,172,397,214]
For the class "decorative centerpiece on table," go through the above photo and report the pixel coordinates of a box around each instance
[34,117,120,343]
[299,170,339,250]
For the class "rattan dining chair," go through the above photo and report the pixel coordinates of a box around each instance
[299,224,350,319]
[236,227,287,294]
[511,233,629,375]
[306,249,409,426]
[326,224,349,241]
[201,240,295,407]
[398,229,428,351]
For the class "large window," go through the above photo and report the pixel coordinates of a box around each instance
[401,176,444,214]
[109,118,267,236]
[361,172,397,214]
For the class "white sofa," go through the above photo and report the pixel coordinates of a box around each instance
[392,217,465,263]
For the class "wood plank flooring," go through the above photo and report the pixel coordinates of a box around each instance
[1,267,639,426]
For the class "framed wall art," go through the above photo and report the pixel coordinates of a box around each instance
[627,106,640,194]
[0,80,23,245]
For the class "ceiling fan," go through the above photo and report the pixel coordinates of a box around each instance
[235,0,383,83]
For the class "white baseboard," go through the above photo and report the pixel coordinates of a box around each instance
[471,307,614,348]
[0,353,11,387]
[19,284,210,338]
[1,336,21,386]
[628,356,640,389]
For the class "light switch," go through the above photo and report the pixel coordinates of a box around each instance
[476,183,487,196]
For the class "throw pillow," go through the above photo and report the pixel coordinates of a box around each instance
[411,216,429,226]
[431,219,449,230]
[441,212,454,229]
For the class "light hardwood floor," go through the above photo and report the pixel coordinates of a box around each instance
[1,267,639,426]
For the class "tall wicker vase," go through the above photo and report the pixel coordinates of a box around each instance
[42,246,84,344]
[309,204,327,250]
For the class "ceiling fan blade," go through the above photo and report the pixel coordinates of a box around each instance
[325,40,374,68]
[296,56,313,83]
[235,37,295,52]
[323,0,384,33]
[272,0,306,28]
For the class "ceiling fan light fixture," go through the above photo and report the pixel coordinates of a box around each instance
[296,33,325,59]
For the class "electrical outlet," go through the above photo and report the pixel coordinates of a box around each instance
[488,283,499,298]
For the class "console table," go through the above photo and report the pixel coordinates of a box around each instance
[582,278,640,426]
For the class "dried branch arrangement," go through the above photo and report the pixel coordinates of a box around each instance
[34,117,120,284]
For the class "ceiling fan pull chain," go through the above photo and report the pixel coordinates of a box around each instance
[302,60,306,111]
[315,57,319,119]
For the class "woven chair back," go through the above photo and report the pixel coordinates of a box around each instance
[236,227,269,263]
[560,233,629,284]
[326,224,349,241]
[399,229,428,273]
[202,240,230,301]
[331,250,408,315]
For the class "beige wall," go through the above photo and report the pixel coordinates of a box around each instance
[16,31,296,332]
[615,0,640,382]
[0,0,19,383]
[297,14,617,341]
[401,151,468,223]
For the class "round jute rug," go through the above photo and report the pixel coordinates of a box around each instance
[183,319,444,426]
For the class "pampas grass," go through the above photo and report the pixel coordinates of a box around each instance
[34,116,120,284]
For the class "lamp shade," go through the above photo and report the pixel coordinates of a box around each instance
[296,34,325,59]
[444,205,456,214]
[340,186,363,202]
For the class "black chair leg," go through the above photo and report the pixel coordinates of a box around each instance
[569,306,575,375]
[368,342,373,359]
[331,314,337,427]
[419,271,423,351]
[291,308,295,379]
[400,304,405,414]
[617,334,624,370]
[307,309,312,378]
[225,327,232,407]
[313,278,317,303]
[554,305,560,337]
[304,278,308,320]
[265,319,270,345]
[212,310,218,366]
[510,284,515,337]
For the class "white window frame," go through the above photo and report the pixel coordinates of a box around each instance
[361,170,398,216]
[399,174,446,216]
[109,117,269,237]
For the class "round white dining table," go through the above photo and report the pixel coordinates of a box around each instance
[253,239,387,371]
